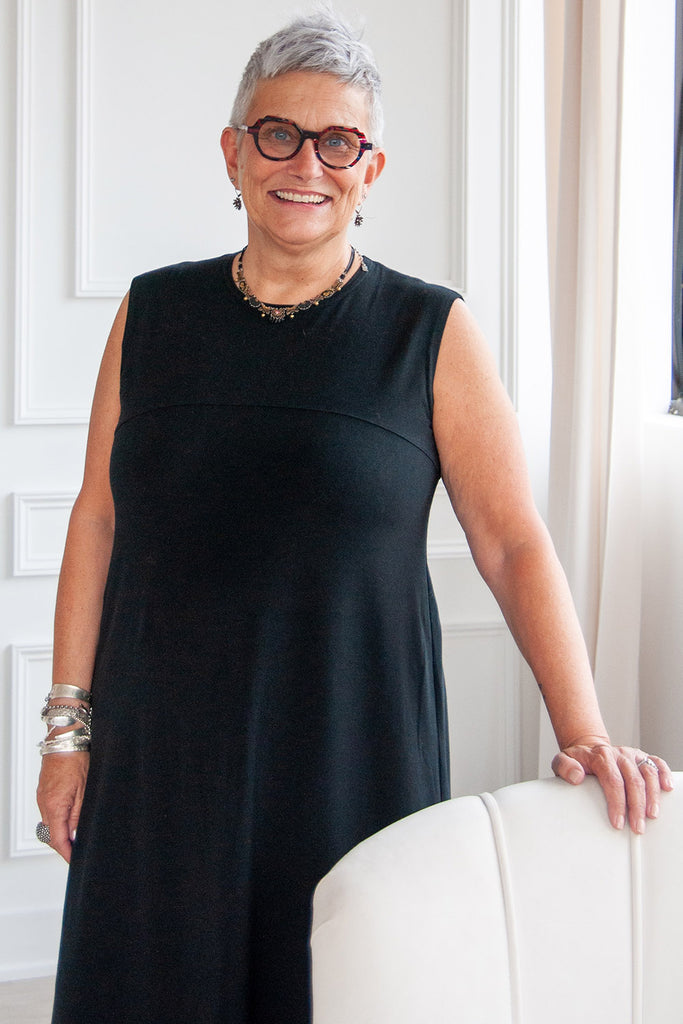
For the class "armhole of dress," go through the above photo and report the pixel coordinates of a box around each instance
[117,278,139,428]
[426,290,464,416]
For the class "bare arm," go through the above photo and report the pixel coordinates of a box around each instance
[433,299,672,830]
[36,295,128,862]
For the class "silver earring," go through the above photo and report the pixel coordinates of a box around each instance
[233,190,242,211]
[354,191,368,227]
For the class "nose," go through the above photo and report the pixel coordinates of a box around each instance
[288,137,323,178]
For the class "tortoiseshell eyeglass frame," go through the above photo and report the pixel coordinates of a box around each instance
[239,116,374,169]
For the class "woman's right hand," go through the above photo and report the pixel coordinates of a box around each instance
[37,753,89,863]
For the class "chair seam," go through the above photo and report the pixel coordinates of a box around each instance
[479,792,522,1024]
[630,831,643,1024]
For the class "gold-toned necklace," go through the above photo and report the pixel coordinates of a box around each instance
[235,246,366,322]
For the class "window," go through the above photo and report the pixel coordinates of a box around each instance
[672,0,683,411]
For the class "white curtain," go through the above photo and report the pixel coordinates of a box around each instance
[540,0,645,765]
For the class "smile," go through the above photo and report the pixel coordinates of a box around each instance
[274,190,328,204]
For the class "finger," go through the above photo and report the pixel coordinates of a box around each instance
[37,791,75,863]
[36,751,88,862]
[650,755,675,792]
[580,745,630,831]
[615,751,647,834]
[636,755,670,819]
[67,797,84,845]
[46,813,74,863]
[551,751,586,785]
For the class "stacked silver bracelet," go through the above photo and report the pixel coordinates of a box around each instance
[39,684,92,755]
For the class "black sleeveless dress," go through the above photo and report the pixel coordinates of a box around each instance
[52,254,458,1024]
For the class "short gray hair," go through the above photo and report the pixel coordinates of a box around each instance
[230,8,384,144]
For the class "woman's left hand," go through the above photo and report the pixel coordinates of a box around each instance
[552,740,674,833]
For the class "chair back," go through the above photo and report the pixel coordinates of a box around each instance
[311,774,683,1023]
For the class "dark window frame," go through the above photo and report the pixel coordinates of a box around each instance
[671,0,683,411]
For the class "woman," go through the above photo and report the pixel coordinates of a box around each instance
[37,10,672,1024]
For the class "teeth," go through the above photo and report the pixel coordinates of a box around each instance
[275,191,327,204]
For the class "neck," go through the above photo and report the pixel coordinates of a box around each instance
[234,234,355,306]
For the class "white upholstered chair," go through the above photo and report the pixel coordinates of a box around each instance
[311,773,683,1023]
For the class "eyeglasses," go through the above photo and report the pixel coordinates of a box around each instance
[239,116,373,169]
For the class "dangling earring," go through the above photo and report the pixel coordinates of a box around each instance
[233,190,243,212]
[354,190,368,227]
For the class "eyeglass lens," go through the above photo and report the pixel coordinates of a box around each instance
[256,121,363,168]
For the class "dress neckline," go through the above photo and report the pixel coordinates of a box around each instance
[221,251,372,318]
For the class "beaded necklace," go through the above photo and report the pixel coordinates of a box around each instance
[235,246,366,322]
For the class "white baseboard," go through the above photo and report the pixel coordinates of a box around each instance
[0,908,61,982]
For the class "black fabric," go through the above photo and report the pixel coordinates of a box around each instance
[52,254,459,1024]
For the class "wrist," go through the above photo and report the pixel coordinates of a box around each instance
[41,686,92,756]
[561,733,611,750]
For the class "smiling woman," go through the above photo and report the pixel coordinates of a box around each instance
[37,8,672,1024]
[219,70,385,296]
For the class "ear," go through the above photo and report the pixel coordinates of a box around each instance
[220,126,241,185]
[362,147,386,190]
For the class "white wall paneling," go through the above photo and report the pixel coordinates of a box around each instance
[500,0,519,405]
[361,0,468,291]
[427,481,470,560]
[74,0,469,297]
[0,908,64,983]
[74,0,248,295]
[10,645,53,857]
[448,0,468,294]
[13,493,74,576]
[464,0,519,398]
[443,622,520,796]
[14,0,32,419]
[14,0,117,423]
[74,0,97,295]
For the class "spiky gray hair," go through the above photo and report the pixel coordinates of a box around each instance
[230,8,384,144]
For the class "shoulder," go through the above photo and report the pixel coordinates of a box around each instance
[129,254,231,301]
[363,257,462,309]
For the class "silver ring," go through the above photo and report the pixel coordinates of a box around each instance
[35,821,51,845]
[637,756,658,771]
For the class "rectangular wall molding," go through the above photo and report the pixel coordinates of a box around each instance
[427,539,471,559]
[14,0,95,423]
[74,0,470,298]
[13,493,75,577]
[428,480,471,560]
[14,0,33,421]
[500,0,520,404]
[449,0,468,295]
[10,645,54,857]
[442,621,520,795]
[75,0,123,296]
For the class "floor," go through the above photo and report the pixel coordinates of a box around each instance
[0,977,54,1023]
